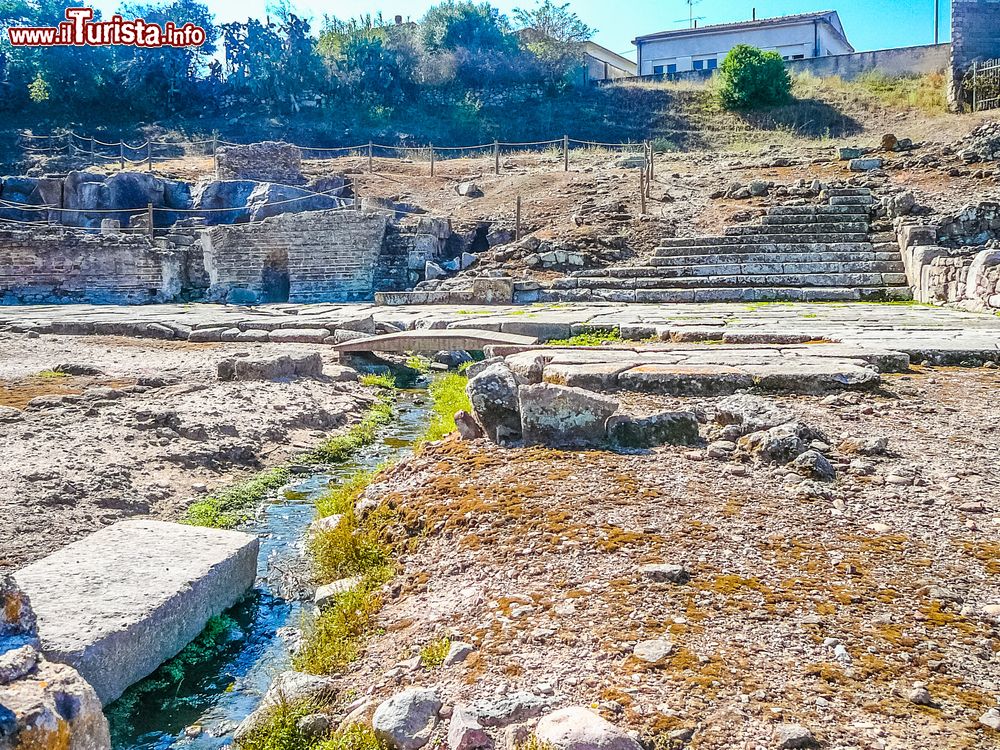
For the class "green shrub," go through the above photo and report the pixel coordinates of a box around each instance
[358,373,397,389]
[185,468,291,528]
[546,328,623,347]
[717,44,791,109]
[234,699,322,750]
[421,373,472,442]
[418,637,451,668]
[316,724,389,750]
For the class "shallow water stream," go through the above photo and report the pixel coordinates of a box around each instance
[109,389,431,750]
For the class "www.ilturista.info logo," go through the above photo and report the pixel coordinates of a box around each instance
[7,7,207,47]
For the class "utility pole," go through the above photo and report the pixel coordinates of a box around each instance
[934,0,939,45]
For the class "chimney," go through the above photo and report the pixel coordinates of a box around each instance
[694,19,698,28]
[752,8,756,20]
[394,14,402,24]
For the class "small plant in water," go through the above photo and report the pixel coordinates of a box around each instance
[418,636,451,668]
[36,369,68,378]
[358,373,396,389]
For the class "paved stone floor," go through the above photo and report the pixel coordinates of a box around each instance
[2,302,999,361]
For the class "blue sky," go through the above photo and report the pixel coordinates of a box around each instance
[87,0,953,57]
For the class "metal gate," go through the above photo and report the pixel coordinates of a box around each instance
[969,58,1000,112]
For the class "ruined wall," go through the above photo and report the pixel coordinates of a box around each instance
[203,209,397,304]
[215,141,304,184]
[0,228,181,305]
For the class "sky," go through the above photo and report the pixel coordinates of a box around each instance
[85,0,953,57]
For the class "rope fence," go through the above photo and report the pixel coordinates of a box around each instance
[16,131,655,178]
[8,133,662,240]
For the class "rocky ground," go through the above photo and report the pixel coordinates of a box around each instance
[324,366,999,750]
[0,331,371,572]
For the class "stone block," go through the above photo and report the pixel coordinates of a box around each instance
[14,520,259,705]
[617,364,754,396]
[518,383,619,447]
[268,328,332,344]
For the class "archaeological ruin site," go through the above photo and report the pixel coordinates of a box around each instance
[2,2,1000,750]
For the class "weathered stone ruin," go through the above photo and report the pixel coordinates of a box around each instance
[215,140,304,183]
[0,575,111,750]
[897,202,1000,309]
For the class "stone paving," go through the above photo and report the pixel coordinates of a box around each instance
[2,302,999,362]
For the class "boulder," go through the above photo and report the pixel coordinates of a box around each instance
[314,576,363,609]
[469,692,546,727]
[774,724,818,749]
[245,182,345,222]
[632,638,673,663]
[466,363,522,443]
[372,688,442,750]
[837,436,888,456]
[713,394,794,436]
[448,706,492,750]
[534,706,641,750]
[789,450,836,481]
[605,411,700,449]
[849,158,883,172]
[737,422,814,465]
[519,383,619,447]
[0,575,110,750]
[456,182,484,198]
[454,411,485,440]
[218,353,324,382]
[191,179,258,224]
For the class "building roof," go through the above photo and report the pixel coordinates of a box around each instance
[583,41,637,72]
[632,10,853,52]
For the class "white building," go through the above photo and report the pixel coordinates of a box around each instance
[633,10,854,77]
[583,42,637,82]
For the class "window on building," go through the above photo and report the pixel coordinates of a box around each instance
[693,59,704,71]
[653,65,664,75]
[706,58,717,70]
[792,54,805,60]
[666,63,677,74]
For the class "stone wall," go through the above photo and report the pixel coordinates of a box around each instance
[950,0,1000,108]
[785,44,950,80]
[201,209,445,304]
[215,141,304,184]
[0,228,182,305]
[897,219,1000,309]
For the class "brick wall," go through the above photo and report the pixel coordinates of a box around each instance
[950,0,1000,107]
[203,209,393,304]
[0,228,180,305]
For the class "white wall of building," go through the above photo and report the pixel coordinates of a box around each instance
[636,20,853,76]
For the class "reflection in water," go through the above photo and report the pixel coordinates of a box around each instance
[109,390,430,750]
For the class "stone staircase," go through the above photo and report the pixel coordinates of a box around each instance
[536,188,913,303]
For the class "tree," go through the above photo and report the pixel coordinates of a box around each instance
[513,1,593,84]
[717,44,791,109]
[114,0,217,114]
[420,1,523,86]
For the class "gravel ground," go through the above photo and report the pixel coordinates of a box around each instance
[0,332,372,573]
[331,367,1000,750]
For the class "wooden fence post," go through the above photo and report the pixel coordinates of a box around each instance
[515,195,522,241]
[119,141,124,171]
[639,169,646,215]
[147,142,152,172]
[90,137,95,166]
[647,141,654,185]
[430,144,435,177]
[147,202,154,238]
[368,141,374,173]
[212,134,219,178]
[972,61,979,112]
[494,140,500,175]
[563,134,569,172]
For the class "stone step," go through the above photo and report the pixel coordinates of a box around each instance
[825,188,873,196]
[829,196,875,206]
[761,214,871,226]
[647,251,902,267]
[566,271,909,289]
[636,260,906,276]
[652,242,876,257]
[725,222,869,236]
[538,286,913,304]
[657,234,870,248]
[767,205,871,217]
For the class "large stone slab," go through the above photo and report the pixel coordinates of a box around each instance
[332,328,537,353]
[14,520,259,705]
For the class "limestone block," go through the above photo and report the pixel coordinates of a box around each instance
[14,520,259,705]
[518,383,619,447]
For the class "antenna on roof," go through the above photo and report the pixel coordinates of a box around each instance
[683,0,703,29]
